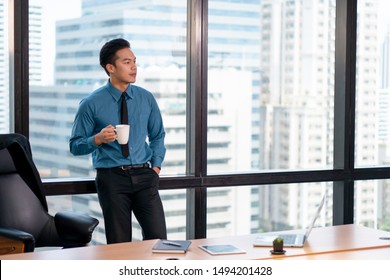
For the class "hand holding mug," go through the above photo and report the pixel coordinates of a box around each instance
[95,125,116,145]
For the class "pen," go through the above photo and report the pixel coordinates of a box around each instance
[162,241,182,247]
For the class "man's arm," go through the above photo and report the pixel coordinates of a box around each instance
[69,100,111,155]
[148,98,166,171]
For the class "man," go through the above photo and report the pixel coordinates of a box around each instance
[69,38,167,244]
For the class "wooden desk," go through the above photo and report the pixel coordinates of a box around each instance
[1,225,389,260]
[277,247,390,260]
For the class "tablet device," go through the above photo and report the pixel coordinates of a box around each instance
[199,244,246,255]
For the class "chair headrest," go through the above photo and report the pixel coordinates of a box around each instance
[0,148,17,174]
[0,134,49,211]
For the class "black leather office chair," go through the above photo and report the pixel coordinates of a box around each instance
[0,133,99,254]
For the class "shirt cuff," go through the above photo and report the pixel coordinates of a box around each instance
[151,160,163,170]
[87,135,98,148]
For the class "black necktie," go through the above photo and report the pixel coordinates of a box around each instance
[120,92,129,157]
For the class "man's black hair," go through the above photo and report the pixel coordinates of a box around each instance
[99,38,131,76]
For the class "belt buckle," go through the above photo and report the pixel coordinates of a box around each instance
[121,165,133,170]
[120,163,149,170]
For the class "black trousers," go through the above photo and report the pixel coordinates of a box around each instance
[95,167,167,244]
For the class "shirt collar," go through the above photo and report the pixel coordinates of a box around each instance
[105,79,133,102]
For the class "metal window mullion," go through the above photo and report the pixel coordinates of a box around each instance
[186,0,208,239]
[9,0,29,135]
[333,0,357,225]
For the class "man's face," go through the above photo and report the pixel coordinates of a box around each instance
[107,48,137,84]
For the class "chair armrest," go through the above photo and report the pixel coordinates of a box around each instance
[0,227,35,254]
[54,211,99,244]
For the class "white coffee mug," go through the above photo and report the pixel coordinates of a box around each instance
[115,124,130,144]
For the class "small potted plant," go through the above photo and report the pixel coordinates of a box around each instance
[271,237,285,254]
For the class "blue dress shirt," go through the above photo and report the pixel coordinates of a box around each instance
[69,80,166,169]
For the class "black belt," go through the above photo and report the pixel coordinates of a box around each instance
[119,163,150,170]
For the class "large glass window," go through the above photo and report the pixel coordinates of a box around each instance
[16,0,389,242]
[207,0,336,174]
[29,0,188,243]
[375,180,390,230]
[206,0,336,237]
[354,179,390,229]
[207,183,333,238]
[353,0,390,229]
[356,0,389,168]
[28,0,187,178]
